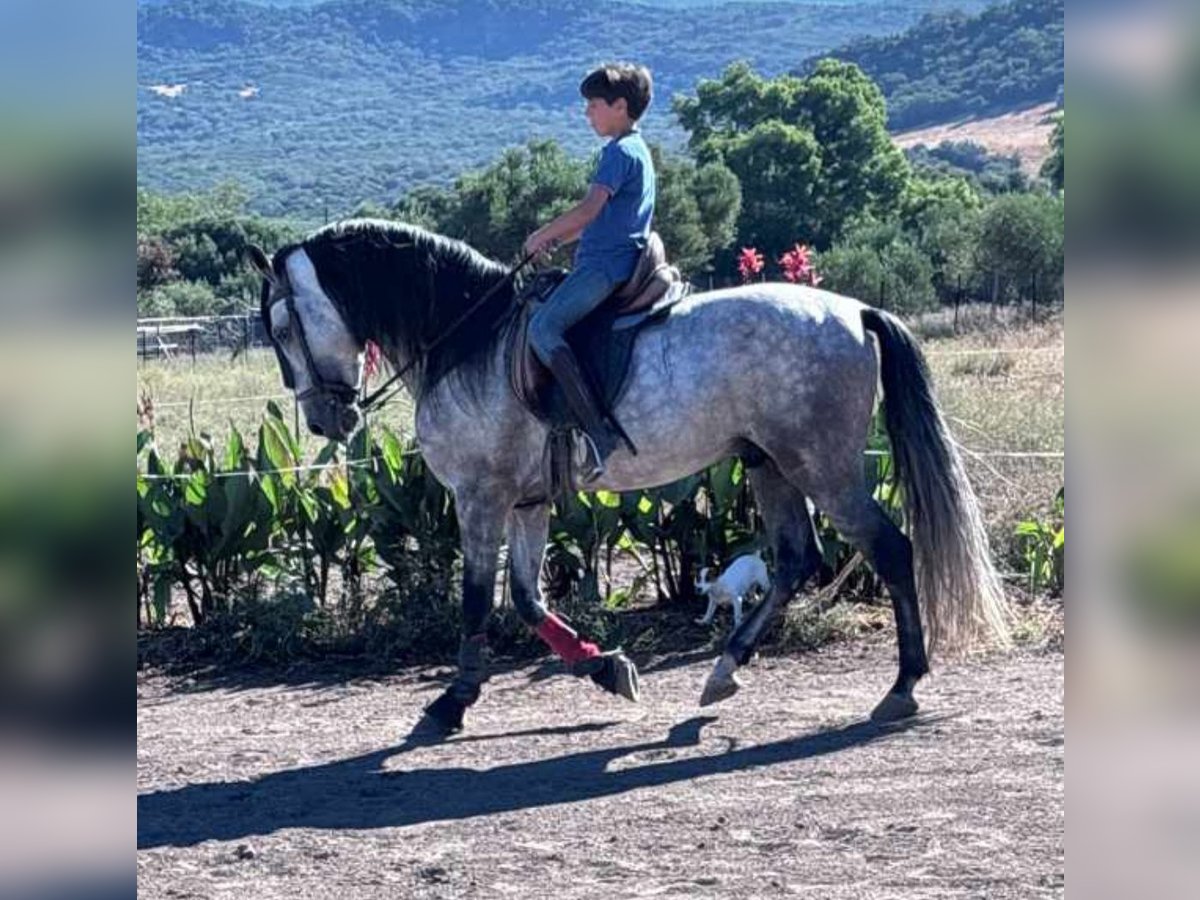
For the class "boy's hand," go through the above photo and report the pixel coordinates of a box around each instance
[523,232,556,259]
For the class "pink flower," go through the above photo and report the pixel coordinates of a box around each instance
[737,247,764,282]
[779,243,819,286]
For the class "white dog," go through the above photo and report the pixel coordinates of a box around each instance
[695,552,771,629]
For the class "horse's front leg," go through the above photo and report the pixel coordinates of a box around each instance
[421,490,507,736]
[508,503,640,702]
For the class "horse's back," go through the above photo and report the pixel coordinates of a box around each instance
[660,282,873,365]
[617,281,876,421]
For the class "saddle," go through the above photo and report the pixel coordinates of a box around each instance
[507,232,689,495]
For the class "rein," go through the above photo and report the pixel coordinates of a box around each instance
[357,250,536,412]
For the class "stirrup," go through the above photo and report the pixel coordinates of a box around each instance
[575,431,606,484]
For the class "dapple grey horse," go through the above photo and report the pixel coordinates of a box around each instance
[249,219,1008,736]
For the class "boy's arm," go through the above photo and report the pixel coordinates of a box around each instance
[524,185,611,256]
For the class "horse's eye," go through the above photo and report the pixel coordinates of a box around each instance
[273,325,290,343]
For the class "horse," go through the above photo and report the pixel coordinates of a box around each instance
[248,219,1009,736]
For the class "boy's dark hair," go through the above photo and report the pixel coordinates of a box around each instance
[579,63,653,121]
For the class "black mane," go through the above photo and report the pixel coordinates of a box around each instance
[271,219,517,401]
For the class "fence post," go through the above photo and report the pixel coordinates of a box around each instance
[954,275,962,333]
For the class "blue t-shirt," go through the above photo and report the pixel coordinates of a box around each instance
[575,131,655,282]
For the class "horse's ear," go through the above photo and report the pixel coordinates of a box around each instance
[246,244,276,284]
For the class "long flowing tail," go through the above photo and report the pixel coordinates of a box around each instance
[861,307,1010,653]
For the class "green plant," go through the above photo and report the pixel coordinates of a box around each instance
[1014,488,1064,595]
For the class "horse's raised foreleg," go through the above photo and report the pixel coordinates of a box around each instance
[508,503,639,703]
[421,492,507,736]
[701,462,822,706]
[505,503,553,628]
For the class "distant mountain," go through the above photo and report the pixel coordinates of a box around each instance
[810,0,1063,129]
[137,0,985,219]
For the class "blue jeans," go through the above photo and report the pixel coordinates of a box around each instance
[528,265,618,366]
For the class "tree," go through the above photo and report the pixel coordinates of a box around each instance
[1041,110,1064,192]
[652,152,712,277]
[719,119,823,254]
[901,175,984,298]
[817,220,937,315]
[161,213,300,307]
[691,162,743,259]
[139,280,222,318]
[390,185,461,233]
[137,181,248,236]
[976,192,1064,300]
[794,59,910,233]
[651,151,741,277]
[137,236,177,293]
[137,183,302,314]
[437,139,589,262]
[674,60,910,258]
[675,61,794,152]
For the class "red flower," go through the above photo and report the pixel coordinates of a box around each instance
[779,243,819,285]
[363,340,382,382]
[737,247,764,282]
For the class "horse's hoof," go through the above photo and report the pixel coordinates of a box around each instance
[421,690,467,736]
[699,671,740,706]
[586,650,640,702]
[406,713,455,744]
[870,691,919,723]
[699,653,741,707]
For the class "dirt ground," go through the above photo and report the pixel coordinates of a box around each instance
[137,636,1064,899]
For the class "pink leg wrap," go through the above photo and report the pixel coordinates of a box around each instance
[535,612,601,667]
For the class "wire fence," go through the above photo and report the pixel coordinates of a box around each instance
[137,443,1062,482]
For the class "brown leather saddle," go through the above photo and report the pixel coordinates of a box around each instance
[508,231,688,429]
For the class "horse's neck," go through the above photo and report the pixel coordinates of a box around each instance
[398,267,520,405]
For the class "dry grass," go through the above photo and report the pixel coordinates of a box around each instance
[136,348,416,455]
[918,307,1064,568]
[891,102,1060,176]
[950,352,1017,378]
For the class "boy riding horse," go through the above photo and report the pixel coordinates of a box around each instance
[523,63,656,482]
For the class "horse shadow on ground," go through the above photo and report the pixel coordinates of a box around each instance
[138,713,939,849]
[138,651,571,699]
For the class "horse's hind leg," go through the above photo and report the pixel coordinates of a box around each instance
[813,487,929,722]
[701,461,822,706]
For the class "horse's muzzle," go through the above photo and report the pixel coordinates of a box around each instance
[304,396,362,442]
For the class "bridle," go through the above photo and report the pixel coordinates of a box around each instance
[265,284,360,410]
[266,250,536,415]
